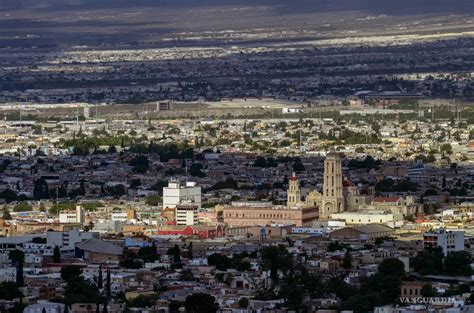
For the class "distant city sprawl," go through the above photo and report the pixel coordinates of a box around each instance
[0,1,473,313]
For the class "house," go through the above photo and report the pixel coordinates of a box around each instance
[23,302,66,313]
[71,303,125,313]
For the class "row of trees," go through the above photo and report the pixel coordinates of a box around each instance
[413,247,472,276]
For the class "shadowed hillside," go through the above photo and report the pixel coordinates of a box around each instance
[0,0,473,14]
[0,0,472,48]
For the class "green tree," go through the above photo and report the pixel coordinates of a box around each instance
[33,178,49,200]
[261,245,293,283]
[292,158,305,172]
[169,300,183,313]
[421,284,437,297]
[0,282,22,300]
[444,251,472,276]
[106,269,111,299]
[2,208,12,220]
[53,246,61,263]
[9,249,24,264]
[342,250,352,270]
[129,155,149,173]
[184,293,219,313]
[188,242,193,260]
[61,266,82,281]
[440,143,453,155]
[9,250,24,287]
[189,163,206,178]
[207,253,232,271]
[238,297,249,309]
[130,179,141,189]
[413,247,444,275]
[63,276,103,306]
[327,241,346,252]
[106,185,126,197]
[98,265,103,289]
[137,245,159,263]
[12,201,32,212]
[0,189,18,203]
[180,269,194,281]
[126,294,156,308]
[167,245,181,264]
[378,258,405,278]
[145,194,162,206]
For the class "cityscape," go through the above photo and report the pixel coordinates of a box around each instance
[0,1,473,313]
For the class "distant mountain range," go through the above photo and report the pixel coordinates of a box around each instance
[0,0,472,15]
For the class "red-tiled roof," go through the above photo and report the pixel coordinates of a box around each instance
[373,197,401,203]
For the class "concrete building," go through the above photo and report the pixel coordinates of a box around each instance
[111,209,137,223]
[330,210,402,225]
[320,150,345,220]
[423,228,465,255]
[329,224,394,240]
[175,204,198,226]
[58,205,84,224]
[72,303,125,313]
[23,302,66,313]
[156,100,173,111]
[163,180,201,209]
[223,201,318,227]
[46,228,95,252]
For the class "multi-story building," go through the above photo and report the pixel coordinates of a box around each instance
[423,228,465,255]
[58,206,84,225]
[223,201,318,227]
[46,228,95,252]
[175,205,198,226]
[163,180,201,209]
[111,209,137,223]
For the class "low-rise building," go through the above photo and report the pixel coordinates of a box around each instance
[329,224,394,240]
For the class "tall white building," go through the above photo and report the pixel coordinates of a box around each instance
[175,205,199,226]
[423,228,464,255]
[163,180,201,209]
